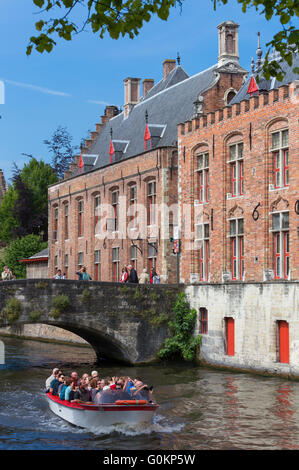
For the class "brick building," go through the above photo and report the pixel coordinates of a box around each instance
[178,52,299,284]
[48,21,247,283]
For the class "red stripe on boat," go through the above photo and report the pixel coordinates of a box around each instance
[46,393,158,412]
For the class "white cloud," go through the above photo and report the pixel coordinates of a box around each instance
[87,99,111,106]
[1,78,71,97]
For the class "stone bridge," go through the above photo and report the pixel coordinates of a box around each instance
[0,280,182,364]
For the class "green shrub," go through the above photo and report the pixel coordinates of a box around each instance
[82,289,91,302]
[50,307,60,319]
[158,292,201,362]
[3,297,21,322]
[52,294,70,313]
[29,310,41,321]
[36,281,48,289]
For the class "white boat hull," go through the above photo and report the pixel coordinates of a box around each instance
[46,393,159,429]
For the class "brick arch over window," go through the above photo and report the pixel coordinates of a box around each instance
[270,196,289,213]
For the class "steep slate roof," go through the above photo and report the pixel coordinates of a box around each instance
[76,63,227,175]
[229,52,299,105]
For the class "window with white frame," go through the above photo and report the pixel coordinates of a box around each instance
[64,253,68,278]
[78,251,84,267]
[271,129,289,189]
[94,249,101,281]
[112,190,119,231]
[228,218,244,280]
[64,204,69,240]
[148,242,157,278]
[94,195,101,234]
[195,152,209,203]
[147,181,156,225]
[53,207,58,241]
[271,211,289,280]
[130,244,138,271]
[195,223,210,281]
[112,247,120,282]
[78,200,84,237]
[228,142,243,197]
[129,185,137,228]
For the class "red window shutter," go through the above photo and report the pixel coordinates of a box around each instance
[279,321,289,364]
[226,318,235,356]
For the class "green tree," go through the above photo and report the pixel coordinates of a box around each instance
[27,0,298,80]
[0,234,47,279]
[0,158,58,243]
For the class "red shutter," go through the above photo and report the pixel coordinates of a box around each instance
[279,321,289,364]
[226,318,235,356]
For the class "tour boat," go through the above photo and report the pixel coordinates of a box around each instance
[46,392,159,428]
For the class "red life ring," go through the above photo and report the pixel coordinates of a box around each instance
[115,400,147,405]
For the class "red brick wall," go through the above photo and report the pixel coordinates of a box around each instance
[179,82,299,283]
[48,147,178,283]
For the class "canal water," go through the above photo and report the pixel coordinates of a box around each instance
[1,336,299,450]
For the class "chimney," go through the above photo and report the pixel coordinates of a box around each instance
[143,79,154,98]
[123,77,141,118]
[105,105,120,119]
[217,21,240,67]
[163,59,176,79]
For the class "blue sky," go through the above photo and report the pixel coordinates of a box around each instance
[0,0,283,183]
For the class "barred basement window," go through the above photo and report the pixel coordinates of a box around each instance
[195,223,210,281]
[112,247,120,282]
[271,129,289,188]
[94,249,101,281]
[199,308,208,334]
[195,152,209,203]
[270,211,289,280]
[228,218,244,281]
[228,142,243,197]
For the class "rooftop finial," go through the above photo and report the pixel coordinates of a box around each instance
[177,52,181,66]
[256,32,262,69]
[110,127,113,139]
[251,57,255,74]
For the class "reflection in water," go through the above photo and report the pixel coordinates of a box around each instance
[0,340,4,365]
[275,384,296,449]
[2,336,299,450]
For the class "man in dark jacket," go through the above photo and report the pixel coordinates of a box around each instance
[128,265,139,283]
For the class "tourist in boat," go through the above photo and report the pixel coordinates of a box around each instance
[70,371,79,386]
[71,381,92,403]
[91,379,108,403]
[120,267,129,283]
[49,372,64,396]
[80,373,90,387]
[45,367,59,390]
[64,378,77,402]
[89,371,99,389]
[59,377,71,400]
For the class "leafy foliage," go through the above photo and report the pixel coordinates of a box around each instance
[27,0,298,80]
[0,158,58,243]
[0,234,47,279]
[158,292,201,362]
[2,298,22,322]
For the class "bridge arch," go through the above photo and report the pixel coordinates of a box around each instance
[0,280,181,364]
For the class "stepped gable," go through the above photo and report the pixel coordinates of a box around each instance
[230,52,299,105]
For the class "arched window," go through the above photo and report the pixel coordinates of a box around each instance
[78,199,84,237]
[194,147,209,203]
[226,137,244,197]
